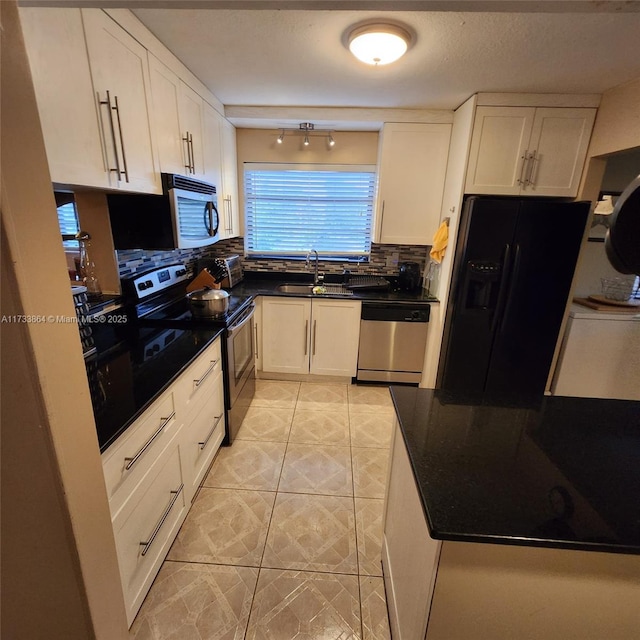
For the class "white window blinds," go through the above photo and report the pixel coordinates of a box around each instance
[244,163,375,260]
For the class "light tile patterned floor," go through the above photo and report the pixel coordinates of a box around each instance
[131,380,393,640]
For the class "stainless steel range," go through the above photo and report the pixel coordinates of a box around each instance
[121,263,255,444]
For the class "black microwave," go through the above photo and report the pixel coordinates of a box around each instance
[107,173,220,250]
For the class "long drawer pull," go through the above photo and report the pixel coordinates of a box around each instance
[194,359,219,387]
[124,411,175,471]
[139,483,184,557]
[198,414,223,450]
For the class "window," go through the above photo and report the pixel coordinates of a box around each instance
[244,163,375,260]
[55,193,80,249]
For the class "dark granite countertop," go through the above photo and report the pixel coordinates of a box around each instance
[233,271,439,304]
[390,386,640,555]
[87,327,224,453]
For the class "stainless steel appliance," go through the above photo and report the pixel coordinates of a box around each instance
[121,263,255,444]
[107,173,220,250]
[357,302,430,384]
[197,254,244,289]
[438,196,589,398]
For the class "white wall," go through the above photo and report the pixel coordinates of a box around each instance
[1,3,128,637]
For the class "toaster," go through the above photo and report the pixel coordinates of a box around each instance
[222,255,243,288]
[198,254,244,289]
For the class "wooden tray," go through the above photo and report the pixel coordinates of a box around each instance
[588,295,640,308]
[574,297,639,312]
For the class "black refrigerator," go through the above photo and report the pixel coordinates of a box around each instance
[437,196,589,398]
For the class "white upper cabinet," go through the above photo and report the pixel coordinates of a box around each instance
[178,82,206,179]
[20,8,110,188]
[82,9,160,194]
[219,118,240,238]
[147,54,185,176]
[202,101,223,192]
[465,106,596,197]
[375,123,452,245]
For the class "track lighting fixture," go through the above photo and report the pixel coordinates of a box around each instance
[275,122,336,148]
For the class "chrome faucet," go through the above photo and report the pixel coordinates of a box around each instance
[306,249,322,285]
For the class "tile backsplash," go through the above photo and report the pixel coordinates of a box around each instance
[117,237,430,279]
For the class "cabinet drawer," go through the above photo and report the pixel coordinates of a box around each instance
[176,337,223,413]
[102,390,178,518]
[182,372,225,500]
[113,441,188,626]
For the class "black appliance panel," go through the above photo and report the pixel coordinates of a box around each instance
[439,197,589,398]
[484,200,588,396]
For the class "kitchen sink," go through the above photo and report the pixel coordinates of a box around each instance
[276,283,316,294]
[275,283,353,296]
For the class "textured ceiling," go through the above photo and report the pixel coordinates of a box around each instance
[131,7,640,120]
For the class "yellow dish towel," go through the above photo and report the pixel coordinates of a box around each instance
[430,220,449,263]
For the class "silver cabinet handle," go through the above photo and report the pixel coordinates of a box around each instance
[304,320,308,356]
[517,150,529,187]
[198,414,223,450]
[99,91,122,180]
[525,150,538,187]
[312,319,317,356]
[379,199,386,237]
[139,483,184,557]
[194,359,219,387]
[189,133,196,174]
[224,196,233,234]
[112,94,129,183]
[254,323,259,359]
[183,131,194,173]
[124,411,175,471]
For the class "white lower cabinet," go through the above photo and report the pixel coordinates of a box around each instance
[112,436,187,626]
[102,335,225,626]
[260,296,361,377]
[174,337,225,502]
[383,420,441,640]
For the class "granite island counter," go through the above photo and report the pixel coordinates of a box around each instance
[384,387,640,640]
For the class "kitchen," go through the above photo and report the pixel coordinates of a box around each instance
[2,2,640,639]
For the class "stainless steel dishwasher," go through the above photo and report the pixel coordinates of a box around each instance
[357,302,430,384]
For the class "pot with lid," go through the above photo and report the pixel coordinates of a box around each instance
[187,288,230,317]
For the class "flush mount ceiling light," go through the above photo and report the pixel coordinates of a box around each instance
[347,23,411,66]
[275,122,336,148]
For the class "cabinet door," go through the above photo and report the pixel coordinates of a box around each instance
[178,81,206,179]
[20,8,109,188]
[82,9,160,194]
[465,107,535,195]
[147,54,186,176]
[383,421,441,640]
[310,300,362,377]
[525,108,596,197]
[219,118,240,238]
[262,297,311,374]
[552,316,640,400]
[376,123,452,245]
[202,101,223,191]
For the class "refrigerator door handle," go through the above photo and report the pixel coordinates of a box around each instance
[490,243,512,334]
[499,243,522,334]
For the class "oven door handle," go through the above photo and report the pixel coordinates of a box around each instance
[227,304,256,337]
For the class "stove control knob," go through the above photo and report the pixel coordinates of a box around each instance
[176,268,186,277]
